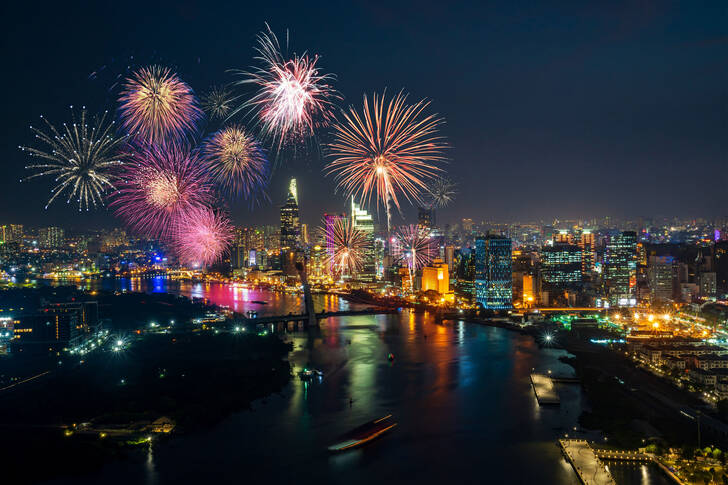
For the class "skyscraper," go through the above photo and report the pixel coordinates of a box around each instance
[280,179,301,275]
[418,207,435,231]
[541,242,583,290]
[350,197,375,282]
[605,231,637,306]
[578,230,595,274]
[475,235,512,309]
[647,255,674,302]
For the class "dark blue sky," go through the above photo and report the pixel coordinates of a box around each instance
[2,1,726,230]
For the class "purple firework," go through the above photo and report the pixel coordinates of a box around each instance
[110,143,213,239]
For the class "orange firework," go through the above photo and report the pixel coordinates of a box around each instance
[325,91,447,232]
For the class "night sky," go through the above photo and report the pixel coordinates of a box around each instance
[2,1,726,230]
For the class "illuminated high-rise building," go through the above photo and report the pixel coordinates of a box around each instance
[455,248,476,303]
[280,179,301,275]
[38,226,64,249]
[578,230,595,274]
[323,213,345,274]
[418,207,435,231]
[647,255,674,302]
[350,197,375,281]
[605,231,637,306]
[422,258,450,295]
[541,242,582,290]
[475,235,512,309]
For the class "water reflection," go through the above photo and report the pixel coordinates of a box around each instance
[43,279,670,485]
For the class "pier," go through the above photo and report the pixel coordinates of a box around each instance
[242,308,397,326]
[530,373,560,404]
[559,439,616,485]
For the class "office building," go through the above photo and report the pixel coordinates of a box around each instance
[350,197,375,282]
[474,235,512,309]
[605,231,637,306]
[541,243,582,290]
[647,255,674,302]
[280,179,301,275]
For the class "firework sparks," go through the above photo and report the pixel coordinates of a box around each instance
[230,24,339,148]
[110,143,213,239]
[118,66,203,143]
[201,85,237,120]
[426,176,457,209]
[320,217,369,278]
[202,125,269,200]
[325,91,447,232]
[20,107,125,211]
[171,207,233,267]
[394,224,433,290]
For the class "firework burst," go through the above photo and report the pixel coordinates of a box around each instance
[201,85,237,120]
[426,176,457,209]
[171,207,233,267]
[325,91,447,232]
[118,66,203,143]
[110,143,213,239]
[20,107,125,211]
[320,217,369,278]
[394,225,433,291]
[230,24,339,149]
[202,125,269,200]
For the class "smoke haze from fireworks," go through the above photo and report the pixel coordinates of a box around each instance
[20,107,126,211]
[118,66,203,144]
[171,207,234,267]
[203,125,269,201]
[229,24,340,150]
[110,143,213,239]
[325,91,447,229]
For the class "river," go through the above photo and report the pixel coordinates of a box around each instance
[45,277,671,484]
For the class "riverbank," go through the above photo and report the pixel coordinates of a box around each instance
[1,330,292,484]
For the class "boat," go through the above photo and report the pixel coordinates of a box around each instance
[298,369,323,381]
[251,300,268,305]
[327,415,397,452]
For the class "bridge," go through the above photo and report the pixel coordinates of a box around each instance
[241,308,397,325]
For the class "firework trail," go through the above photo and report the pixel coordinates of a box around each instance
[426,176,457,209]
[118,66,203,144]
[171,207,233,267]
[229,24,339,150]
[202,125,269,201]
[201,85,237,120]
[394,224,433,290]
[20,107,125,211]
[319,217,369,279]
[325,91,447,233]
[110,143,213,239]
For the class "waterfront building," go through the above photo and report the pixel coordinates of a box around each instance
[455,248,476,303]
[605,231,637,306]
[421,258,450,296]
[350,197,375,282]
[541,242,582,290]
[475,235,512,309]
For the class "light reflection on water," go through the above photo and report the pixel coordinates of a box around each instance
[44,278,670,485]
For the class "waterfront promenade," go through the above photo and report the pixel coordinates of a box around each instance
[530,373,560,404]
[560,439,616,485]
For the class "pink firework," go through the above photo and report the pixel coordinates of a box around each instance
[110,143,213,239]
[394,224,433,271]
[202,124,269,200]
[230,24,339,148]
[118,66,203,144]
[171,208,234,267]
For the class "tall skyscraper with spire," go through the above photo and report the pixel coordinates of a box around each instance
[350,197,376,282]
[280,178,301,275]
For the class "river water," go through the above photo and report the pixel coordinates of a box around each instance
[46,277,671,484]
